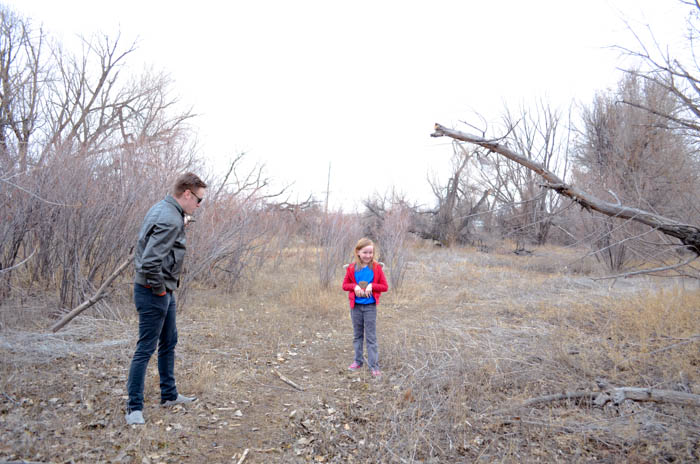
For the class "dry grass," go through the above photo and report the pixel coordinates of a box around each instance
[1,242,698,463]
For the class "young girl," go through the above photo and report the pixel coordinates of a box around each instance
[342,238,389,377]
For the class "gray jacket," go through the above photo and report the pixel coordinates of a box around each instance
[134,195,186,295]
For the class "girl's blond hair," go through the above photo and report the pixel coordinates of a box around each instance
[352,237,379,269]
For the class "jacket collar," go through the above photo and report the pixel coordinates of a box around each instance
[164,195,185,217]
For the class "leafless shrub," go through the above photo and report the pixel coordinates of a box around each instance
[178,154,287,302]
[362,191,415,288]
[0,12,291,325]
[182,195,272,299]
[314,211,362,289]
[265,195,318,268]
[377,203,411,289]
[0,8,199,315]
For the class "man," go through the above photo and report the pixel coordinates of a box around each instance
[125,172,207,425]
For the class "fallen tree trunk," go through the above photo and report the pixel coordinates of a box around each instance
[431,123,700,255]
[595,379,700,408]
[490,384,700,416]
[594,386,700,407]
[50,254,134,333]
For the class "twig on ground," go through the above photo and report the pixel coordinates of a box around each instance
[272,369,304,391]
[2,392,20,405]
[236,448,249,464]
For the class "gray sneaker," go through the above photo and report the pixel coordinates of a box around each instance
[161,394,197,407]
[125,410,145,425]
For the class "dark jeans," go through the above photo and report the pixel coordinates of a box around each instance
[126,284,179,412]
[350,303,378,370]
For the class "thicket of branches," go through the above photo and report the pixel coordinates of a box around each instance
[385,3,700,280]
[0,7,285,312]
[4,0,700,317]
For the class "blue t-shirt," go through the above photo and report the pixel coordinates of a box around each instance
[354,265,375,305]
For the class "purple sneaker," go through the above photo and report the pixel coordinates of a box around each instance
[348,362,362,371]
[371,369,382,378]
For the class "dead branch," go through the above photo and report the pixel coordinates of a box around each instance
[49,253,134,333]
[1,461,47,464]
[0,248,37,274]
[593,255,700,280]
[272,369,304,391]
[0,178,79,207]
[646,334,700,355]
[432,123,700,255]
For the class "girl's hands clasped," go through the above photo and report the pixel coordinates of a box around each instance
[354,283,373,298]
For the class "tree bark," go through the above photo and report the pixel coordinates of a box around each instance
[595,379,700,407]
[490,385,700,416]
[432,123,700,255]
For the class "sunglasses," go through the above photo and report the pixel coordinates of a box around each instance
[190,189,203,204]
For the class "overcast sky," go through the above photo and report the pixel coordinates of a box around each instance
[4,0,691,209]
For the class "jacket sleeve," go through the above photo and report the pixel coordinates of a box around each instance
[372,263,389,293]
[141,221,179,295]
[342,265,356,291]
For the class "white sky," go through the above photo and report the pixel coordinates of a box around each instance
[4,0,691,210]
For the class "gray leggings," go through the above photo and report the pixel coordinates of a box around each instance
[350,303,378,370]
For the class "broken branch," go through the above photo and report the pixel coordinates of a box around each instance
[432,123,700,254]
[50,253,134,332]
[272,369,304,391]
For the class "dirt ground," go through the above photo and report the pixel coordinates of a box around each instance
[1,244,699,463]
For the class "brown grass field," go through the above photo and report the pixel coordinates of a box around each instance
[1,240,699,463]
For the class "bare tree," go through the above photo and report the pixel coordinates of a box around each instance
[424,102,570,250]
[571,74,696,270]
[497,102,570,247]
[412,144,491,247]
[0,8,48,295]
[618,2,700,151]
[427,144,472,246]
[0,7,47,173]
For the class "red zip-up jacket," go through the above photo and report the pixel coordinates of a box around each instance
[342,262,389,309]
